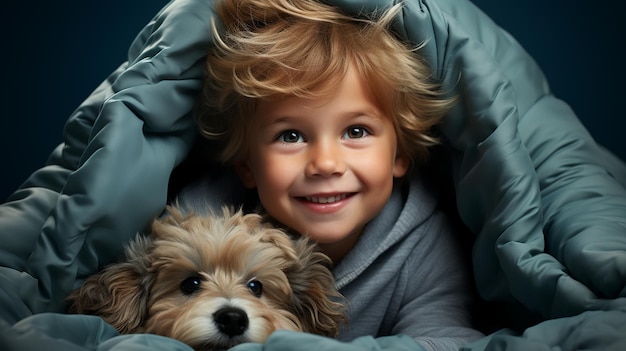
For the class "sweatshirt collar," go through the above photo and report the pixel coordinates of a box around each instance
[333,173,438,289]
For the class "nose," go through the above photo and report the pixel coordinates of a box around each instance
[214,307,249,337]
[305,139,345,177]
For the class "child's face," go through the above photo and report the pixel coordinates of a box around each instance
[236,67,409,262]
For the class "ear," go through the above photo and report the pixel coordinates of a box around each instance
[66,235,154,334]
[286,238,347,337]
[234,161,257,189]
[393,152,410,178]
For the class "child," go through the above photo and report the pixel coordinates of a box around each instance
[184,0,485,349]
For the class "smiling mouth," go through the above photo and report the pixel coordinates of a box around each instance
[304,194,351,204]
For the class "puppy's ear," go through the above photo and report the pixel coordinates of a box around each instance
[66,235,154,334]
[286,238,347,337]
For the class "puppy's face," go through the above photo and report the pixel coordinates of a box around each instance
[67,207,346,351]
[145,210,304,349]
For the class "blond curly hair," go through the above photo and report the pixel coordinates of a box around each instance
[195,0,454,165]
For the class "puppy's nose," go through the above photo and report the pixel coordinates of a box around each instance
[214,307,249,337]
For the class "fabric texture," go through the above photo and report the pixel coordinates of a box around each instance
[1,0,625,350]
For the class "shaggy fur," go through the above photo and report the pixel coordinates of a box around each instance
[67,205,346,350]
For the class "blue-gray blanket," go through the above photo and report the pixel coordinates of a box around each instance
[1,0,625,350]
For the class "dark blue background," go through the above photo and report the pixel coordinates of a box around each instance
[1,1,624,201]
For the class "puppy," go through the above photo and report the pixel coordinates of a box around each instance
[67,205,346,350]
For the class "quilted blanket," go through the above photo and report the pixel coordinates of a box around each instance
[1,0,625,350]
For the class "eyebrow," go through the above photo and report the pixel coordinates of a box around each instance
[266,110,384,124]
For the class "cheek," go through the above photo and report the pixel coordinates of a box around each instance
[353,146,398,182]
[250,154,297,194]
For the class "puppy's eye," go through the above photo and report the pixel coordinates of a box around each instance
[181,276,202,295]
[247,280,263,298]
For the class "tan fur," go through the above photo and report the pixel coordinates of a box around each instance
[67,205,346,350]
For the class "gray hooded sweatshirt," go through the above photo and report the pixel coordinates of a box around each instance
[333,174,484,350]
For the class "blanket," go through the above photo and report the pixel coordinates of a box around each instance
[1,0,625,350]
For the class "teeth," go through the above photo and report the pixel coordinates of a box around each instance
[305,194,348,204]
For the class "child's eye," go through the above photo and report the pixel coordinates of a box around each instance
[343,126,370,139]
[277,130,305,143]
